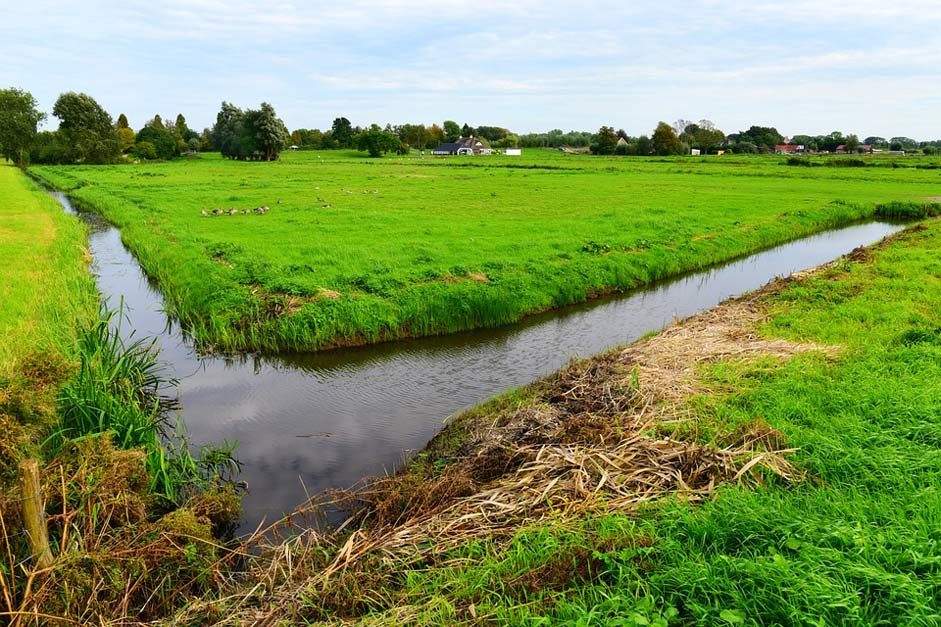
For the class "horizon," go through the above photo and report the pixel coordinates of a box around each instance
[3,1,941,140]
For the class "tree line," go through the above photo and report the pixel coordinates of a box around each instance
[0,87,293,165]
[3,85,941,165]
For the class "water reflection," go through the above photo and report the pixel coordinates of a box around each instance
[53,193,903,532]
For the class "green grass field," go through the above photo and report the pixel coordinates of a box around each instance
[30,151,941,352]
[0,164,95,375]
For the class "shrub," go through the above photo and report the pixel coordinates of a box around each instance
[133,141,157,160]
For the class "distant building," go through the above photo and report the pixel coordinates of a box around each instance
[432,136,493,156]
[690,148,701,156]
[775,144,803,154]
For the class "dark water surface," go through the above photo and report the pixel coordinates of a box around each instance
[52,192,903,532]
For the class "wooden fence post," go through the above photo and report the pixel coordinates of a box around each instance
[18,459,53,569]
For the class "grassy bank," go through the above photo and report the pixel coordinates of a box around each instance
[0,165,240,625]
[29,152,941,353]
[0,163,96,474]
[0,164,96,376]
[163,217,941,625]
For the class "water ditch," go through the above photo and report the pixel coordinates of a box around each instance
[51,191,904,532]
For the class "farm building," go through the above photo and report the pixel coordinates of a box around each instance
[432,136,493,156]
[774,144,803,154]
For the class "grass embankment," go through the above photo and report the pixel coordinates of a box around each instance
[166,218,941,625]
[0,163,96,470]
[29,152,941,352]
[0,165,240,625]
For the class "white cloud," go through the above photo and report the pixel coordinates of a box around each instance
[1,0,940,137]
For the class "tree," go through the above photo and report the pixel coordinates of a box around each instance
[117,127,136,153]
[51,92,120,163]
[890,136,918,151]
[443,120,461,141]
[0,87,45,165]
[175,113,197,142]
[397,123,430,151]
[592,126,618,155]
[476,125,508,142]
[844,134,861,153]
[864,136,887,149]
[212,102,245,159]
[427,124,446,148]
[199,128,212,152]
[790,134,818,151]
[28,130,68,164]
[242,102,289,160]
[672,119,694,136]
[116,113,130,129]
[496,133,520,148]
[331,117,354,148]
[740,125,784,153]
[677,119,725,153]
[132,141,157,160]
[651,122,682,155]
[355,124,402,157]
[136,119,177,159]
[818,131,844,153]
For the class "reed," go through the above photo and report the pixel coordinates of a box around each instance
[51,303,239,505]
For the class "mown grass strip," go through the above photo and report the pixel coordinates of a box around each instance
[0,164,96,374]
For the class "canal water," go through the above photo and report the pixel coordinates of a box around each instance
[52,192,903,532]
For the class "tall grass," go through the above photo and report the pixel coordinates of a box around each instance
[52,303,239,505]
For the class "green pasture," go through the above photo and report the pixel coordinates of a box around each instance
[30,151,941,352]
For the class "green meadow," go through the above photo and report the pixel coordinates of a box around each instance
[30,151,941,352]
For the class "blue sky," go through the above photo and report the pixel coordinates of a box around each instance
[3,1,940,139]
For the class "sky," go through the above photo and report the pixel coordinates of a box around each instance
[2,1,940,139]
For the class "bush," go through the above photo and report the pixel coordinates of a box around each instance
[133,141,157,160]
[826,158,867,168]
[786,156,815,167]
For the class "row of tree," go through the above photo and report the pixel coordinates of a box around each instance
[288,118,521,153]
[4,85,941,164]
[0,87,293,165]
